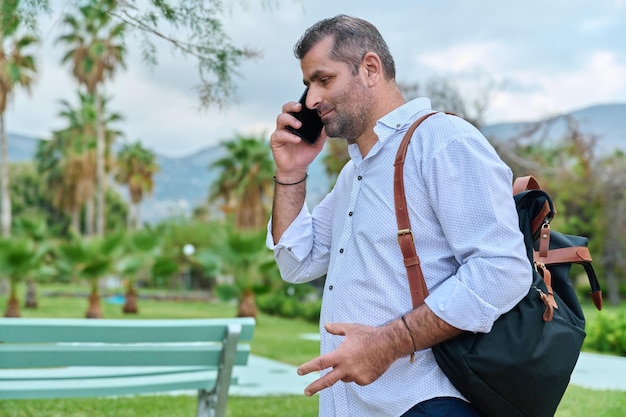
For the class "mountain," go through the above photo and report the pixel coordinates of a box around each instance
[6,103,626,224]
[481,104,625,154]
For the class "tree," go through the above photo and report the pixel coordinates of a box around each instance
[116,229,161,314]
[216,226,275,318]
[209,134,274,230]
[0,234,50,317]
[597,150,626,306]
[115,141,159,229]
[322,139,349,187]
[12,215,52,310]
[55,233,125,318]
[36,92,122,235]
[10,161,70,236]
[0,0,39,236]
[493,116,626,305]
[57,0,127,236]
[398,76,493,129]
[110,0,259,108]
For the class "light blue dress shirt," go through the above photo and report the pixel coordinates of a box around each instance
[267,98,532,416]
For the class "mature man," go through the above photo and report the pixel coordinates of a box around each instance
[266,15,531,417]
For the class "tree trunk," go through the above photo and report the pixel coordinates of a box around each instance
[85,283,103,319]
[95,91,106,235]
[24,279,38,309]
[4,283,20,318]
[133,201,141,230]
[123,282,139,314]
[71,206,81,235]
[0,113,11,237]
[85,197,95,236]
[237,289,257,318]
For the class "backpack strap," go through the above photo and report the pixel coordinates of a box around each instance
[394,112,440,308]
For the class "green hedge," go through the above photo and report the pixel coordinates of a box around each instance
[584,310,626,356]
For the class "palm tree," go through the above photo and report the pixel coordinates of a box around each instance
[115,141,159,229]
[12,216,51,310]
[0,2,38,236]
[217,227,275,318]
[56,233,125,318]
[209,134,275,230]
[116,228,165,314]
[322,139,349,188]
[0,235,50,317]
[57,0,126,236]
[36,92,122,235]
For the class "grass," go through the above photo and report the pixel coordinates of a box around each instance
[2,283,626,417]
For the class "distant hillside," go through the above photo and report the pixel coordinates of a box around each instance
[6,103,626,224]
[481,103,625,154]
[5,132,41,162]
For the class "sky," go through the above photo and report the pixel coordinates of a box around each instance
[6,0,626,158]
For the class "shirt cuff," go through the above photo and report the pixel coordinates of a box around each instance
[266,204,312,261]
[425,277,500,333]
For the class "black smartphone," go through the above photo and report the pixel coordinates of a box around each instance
[286,88,323,144]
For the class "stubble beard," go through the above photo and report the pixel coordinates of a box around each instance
[322,82,373,143]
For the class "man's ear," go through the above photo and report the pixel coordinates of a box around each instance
[362,52,382,86]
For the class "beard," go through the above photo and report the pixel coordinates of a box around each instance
[322,81,374,142]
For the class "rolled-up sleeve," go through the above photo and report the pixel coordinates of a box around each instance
[266,195,332,284]
[422,131,532,333]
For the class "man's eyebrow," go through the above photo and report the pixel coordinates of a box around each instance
[305,70,324,85]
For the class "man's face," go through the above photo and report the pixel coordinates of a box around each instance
[300,37,373,143]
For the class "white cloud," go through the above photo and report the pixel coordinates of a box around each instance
[417,41,509,74]
[486,50,626,122]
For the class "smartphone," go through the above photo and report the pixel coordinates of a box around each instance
[286,88,323,144]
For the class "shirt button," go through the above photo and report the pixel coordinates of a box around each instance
[329,285,334,291]
[396,123,401,128]
[357,175,363,181]
[339,248,344,253]
[287,247,292,251]
[348,211,353,216]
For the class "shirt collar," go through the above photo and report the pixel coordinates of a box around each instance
[376,97,433,133]
[348,97,433,164]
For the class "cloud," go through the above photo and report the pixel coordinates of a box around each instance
[487,50,626,122]
[417,41,509,74]
[5,0,626,157]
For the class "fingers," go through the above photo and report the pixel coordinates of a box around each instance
[324,322,347,336]
[278,101,303,132]
[297,353,331,377]
[303,368,346,397]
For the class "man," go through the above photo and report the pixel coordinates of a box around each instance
[266,15,531,417]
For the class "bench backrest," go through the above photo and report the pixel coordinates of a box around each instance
[0,317,255,368]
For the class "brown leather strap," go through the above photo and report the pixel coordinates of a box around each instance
[513,175,542,194]
[534,246,593,265]
[514,175,555,236]
[394,112,439,308]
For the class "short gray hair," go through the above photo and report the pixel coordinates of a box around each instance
[294,15,396,80]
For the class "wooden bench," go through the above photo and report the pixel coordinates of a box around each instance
[0,317,255,417]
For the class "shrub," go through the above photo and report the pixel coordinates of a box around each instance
[584,310,626,356]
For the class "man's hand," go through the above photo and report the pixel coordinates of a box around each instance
[296,322,402,397]
[270,101,326,181]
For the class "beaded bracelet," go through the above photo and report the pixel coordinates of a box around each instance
[273,173,308,186]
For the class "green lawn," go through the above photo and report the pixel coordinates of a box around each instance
[2,284,625,417]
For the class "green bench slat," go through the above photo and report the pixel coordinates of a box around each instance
[0,366,211,380]
[0,344,250,368]
[0,369,234,399]
[0,318,255,343]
